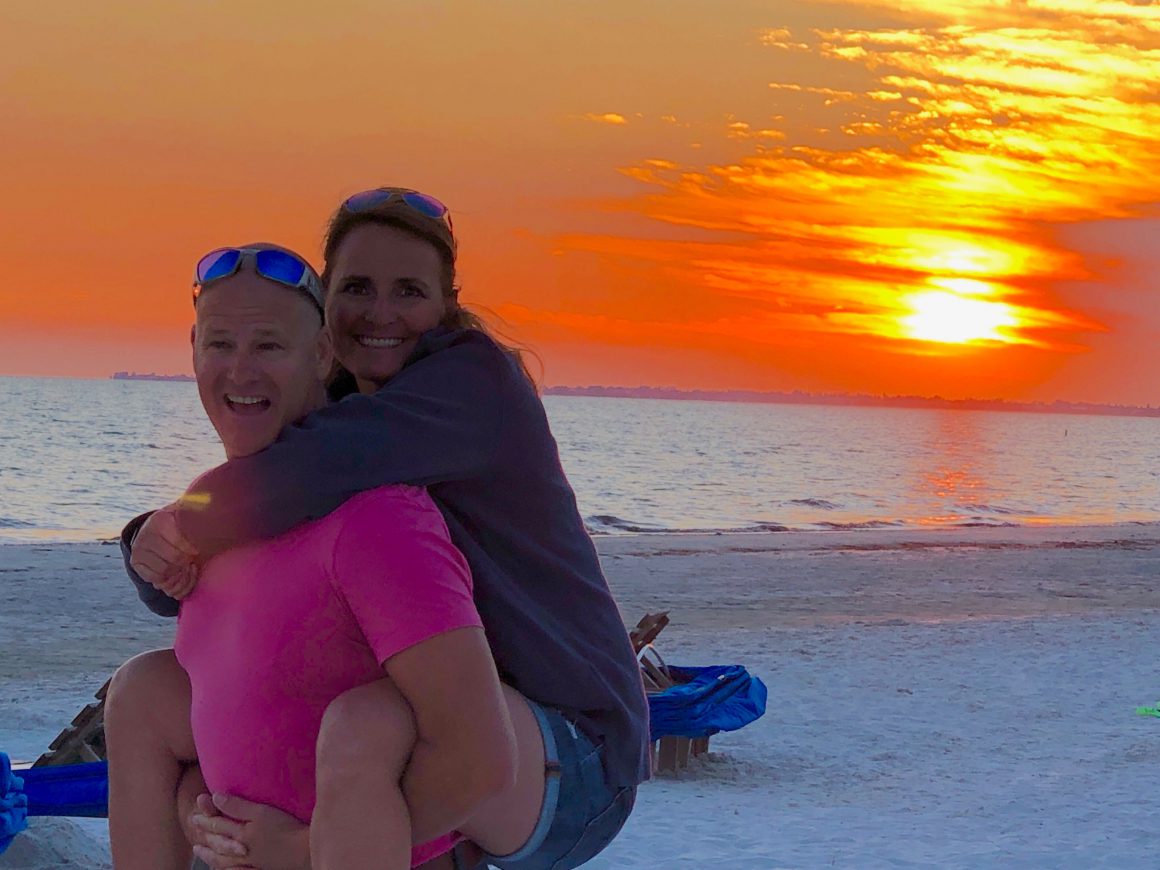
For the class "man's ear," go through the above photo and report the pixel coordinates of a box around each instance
[315,327,334,380]
[189,324,196,347]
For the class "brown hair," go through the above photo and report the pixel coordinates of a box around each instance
[321,207,539,387]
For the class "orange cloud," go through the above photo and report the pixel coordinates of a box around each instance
[565,0,1158,367]
[582,112,629,125]
[769,82,859,105]
[726,120,786,141]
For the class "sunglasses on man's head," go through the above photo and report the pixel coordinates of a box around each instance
[342,188,453,231]
[192,247,325,315]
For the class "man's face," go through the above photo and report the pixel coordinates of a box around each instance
[192,272,331,459]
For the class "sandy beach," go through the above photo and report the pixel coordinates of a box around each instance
[3,523,1160,868]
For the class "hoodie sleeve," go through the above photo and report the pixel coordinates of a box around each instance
[175,329,510,556]
[120,511,180,617]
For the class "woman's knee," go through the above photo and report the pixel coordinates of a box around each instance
[106,648,195,759]
[106,648,188,726]
[317,679,418,778]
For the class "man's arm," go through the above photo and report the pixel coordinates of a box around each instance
[176,330,510,557]
[328,488,514,841]
[387,627,517,841]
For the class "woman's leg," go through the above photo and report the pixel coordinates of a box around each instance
[106,648,199,870]
[311,678,417,870]
[311,680,546,868]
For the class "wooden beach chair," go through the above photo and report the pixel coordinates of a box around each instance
[631,612,768,774]
[33,679,109,767]
[629,612,712,773]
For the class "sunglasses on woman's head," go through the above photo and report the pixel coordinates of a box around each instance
[192,247,325,315]
[342,188,453,231]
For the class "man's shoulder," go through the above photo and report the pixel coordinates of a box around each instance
[331,485,445,536]
[197,488,436,584]
[328,486,460,578]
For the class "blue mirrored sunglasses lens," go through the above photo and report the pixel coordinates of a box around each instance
[401,191,447,219]
[254,250,308,287]
[344,189,394,212]
[197,249,242,284]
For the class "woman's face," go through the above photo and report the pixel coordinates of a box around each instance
[325,223,449,393]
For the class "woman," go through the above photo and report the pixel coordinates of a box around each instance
[120,189,649,870]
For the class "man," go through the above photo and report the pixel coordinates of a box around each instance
[106,245,517,870]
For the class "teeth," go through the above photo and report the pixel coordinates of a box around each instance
[226,395,266,405]
[358,337,403,348]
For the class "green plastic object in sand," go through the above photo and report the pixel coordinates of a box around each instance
[1135,702,1160,718]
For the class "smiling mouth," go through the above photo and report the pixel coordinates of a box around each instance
[357,337,405,349]
[225,394,272,415]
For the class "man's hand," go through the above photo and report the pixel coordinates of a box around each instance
[129,506,200,599]
[190,793,310,870]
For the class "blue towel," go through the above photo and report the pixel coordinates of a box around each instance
[0,752,29,856]
[647,665,768,741]
[0,754,110,855]
[20,761,109,819]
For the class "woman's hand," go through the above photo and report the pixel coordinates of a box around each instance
[189,792,310,870]
[129,506,200,599]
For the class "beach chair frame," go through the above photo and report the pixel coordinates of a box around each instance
[34,680,109,767]
[630,612,712,773]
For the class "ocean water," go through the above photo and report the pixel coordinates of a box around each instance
[0,377,1156,544]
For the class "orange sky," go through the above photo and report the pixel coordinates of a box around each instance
[1,0,1157,404]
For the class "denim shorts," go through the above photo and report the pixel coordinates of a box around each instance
[469,702,635,870]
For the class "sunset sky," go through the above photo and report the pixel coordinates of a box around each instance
[1,0,1157,404]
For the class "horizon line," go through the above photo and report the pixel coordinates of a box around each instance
[1,373,1156,416]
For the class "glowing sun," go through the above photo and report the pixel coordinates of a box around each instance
[902,291,1018,344]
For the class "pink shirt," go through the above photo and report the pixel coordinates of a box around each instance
[175,485,481,867]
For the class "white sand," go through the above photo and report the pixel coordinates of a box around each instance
[3,524,1159,868]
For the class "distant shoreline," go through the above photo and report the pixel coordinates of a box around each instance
[543,385,1160,419]
[110,371,194,382]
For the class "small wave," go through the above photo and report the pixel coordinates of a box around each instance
[787,498,841,510]
[957,503,1022,516]
[585,515,668,534]
[0,517,36,529]
[815,520,906,530]
[585,515,789,535]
